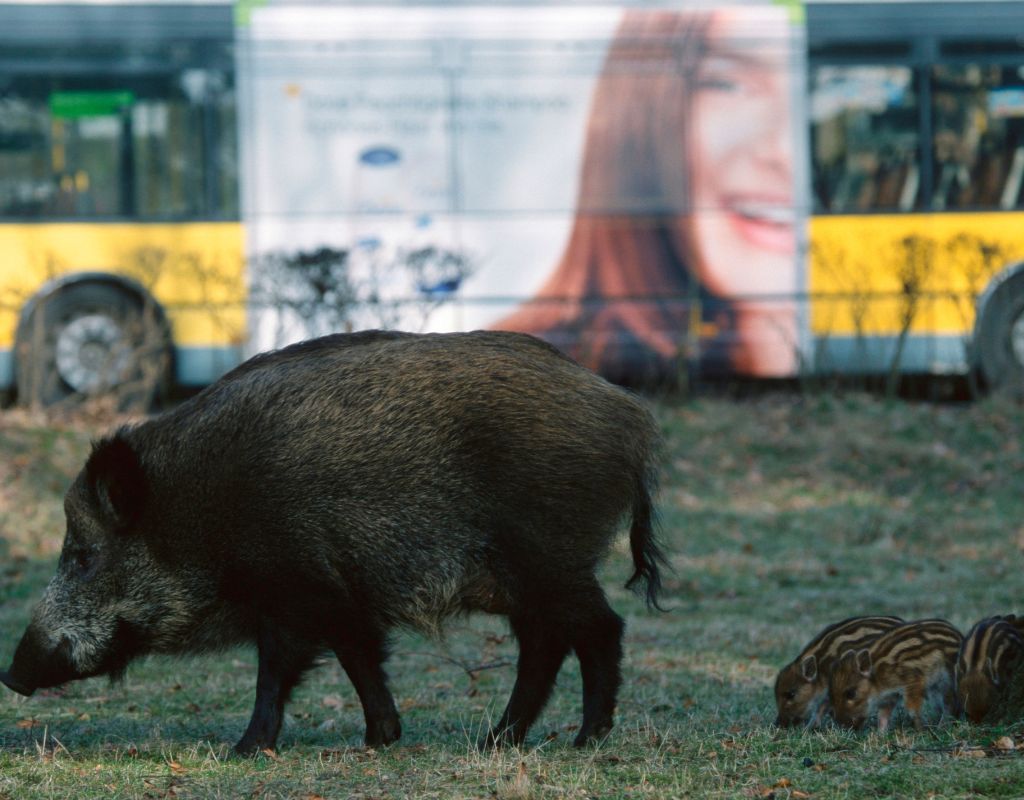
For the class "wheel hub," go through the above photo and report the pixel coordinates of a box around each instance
[1012,310,1024,368]
[54,314,131,394]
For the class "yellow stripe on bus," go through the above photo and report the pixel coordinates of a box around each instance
[809,212,1024,337]
[0,222,246,348]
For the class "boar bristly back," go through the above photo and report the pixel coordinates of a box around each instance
[1,330,663,753]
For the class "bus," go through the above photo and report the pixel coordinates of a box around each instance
[3,0,1024,406]
[0,0,244,408]
[807,1,1024,392]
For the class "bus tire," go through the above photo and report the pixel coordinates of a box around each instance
[14,279,173,411]
[974,269,1024,395]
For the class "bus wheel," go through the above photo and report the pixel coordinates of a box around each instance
[974,271,1024,394]
[15,280,173,411]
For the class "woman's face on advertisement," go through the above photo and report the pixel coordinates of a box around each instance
[681,9,796,300]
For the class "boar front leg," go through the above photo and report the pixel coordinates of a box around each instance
[235,624,317,756]
[332,624,401,748]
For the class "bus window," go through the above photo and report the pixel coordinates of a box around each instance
[0,92,53,217]
[810,64,921,213]
[0,70,237,221]
[134,69,238,220]
[932,63,1024,211]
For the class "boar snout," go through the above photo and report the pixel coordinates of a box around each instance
[964,700,989,725]
[0,669,34,696]
[3,625,79,695]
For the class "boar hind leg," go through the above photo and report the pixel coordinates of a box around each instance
[571,587,625,747]
[482,610,572,749]
[235,624,317,756]
[332,626,401,748]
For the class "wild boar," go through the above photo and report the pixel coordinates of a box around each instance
[0,330,664,754]
[773,615,903,728]
[956,615,1024,723]
[828,619,962,732]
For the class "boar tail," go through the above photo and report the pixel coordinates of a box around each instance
[625,475,667,611]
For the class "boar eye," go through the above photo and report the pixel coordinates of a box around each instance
[784,690,796,701]
[844,688,857,701]
[71,547,97,578]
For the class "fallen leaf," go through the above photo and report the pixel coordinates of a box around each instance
[260,748,279,761]
[16,719,36,729]
[168,760,186,774]
[792,791,812,799]
[773,778,792,789]
[994,736,1015,751]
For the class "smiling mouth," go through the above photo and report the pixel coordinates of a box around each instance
[723,199,796,254]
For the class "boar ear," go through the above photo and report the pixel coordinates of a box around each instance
[800,655,817,682]
[85,435,146,531]
[855,648,872,677]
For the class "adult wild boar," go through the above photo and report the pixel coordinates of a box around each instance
[1,330,663,754]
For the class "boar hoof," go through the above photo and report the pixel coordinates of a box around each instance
[365,717,401,748]
[478,727,523,751]
[573,722,613,748]
[233,739,275,758]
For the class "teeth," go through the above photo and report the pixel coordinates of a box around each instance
[732,203,795,225]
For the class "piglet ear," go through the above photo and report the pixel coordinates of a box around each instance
[855,648,873,677]
[987,656,1000,686]
[800,655,817,682]
[85,435,147,531]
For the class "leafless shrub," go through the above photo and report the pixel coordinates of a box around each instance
[250,243,476,346]
[885,235,935,397]
[944,233,1007,399]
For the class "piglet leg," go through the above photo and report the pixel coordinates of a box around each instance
[904,685,926,730]
[876,699,897,733]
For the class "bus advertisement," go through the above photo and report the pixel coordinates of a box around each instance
[238,2,808,386]
[2,0,1024,407]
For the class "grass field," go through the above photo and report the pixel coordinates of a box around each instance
[2,393,1024,799]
